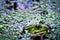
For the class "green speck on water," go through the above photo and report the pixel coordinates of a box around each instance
[40,3,44,8]
[40,16,44,19]
[46,4,49,6]
[0,25,4,28]
[41,5,44,8]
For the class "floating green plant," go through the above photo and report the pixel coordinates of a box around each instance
[0,25,4,29]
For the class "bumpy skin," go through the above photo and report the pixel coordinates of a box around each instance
[24,22,49,40]
[26,26,48,34]
[25,20,48,35]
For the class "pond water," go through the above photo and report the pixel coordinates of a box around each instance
[0,0,60,40]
